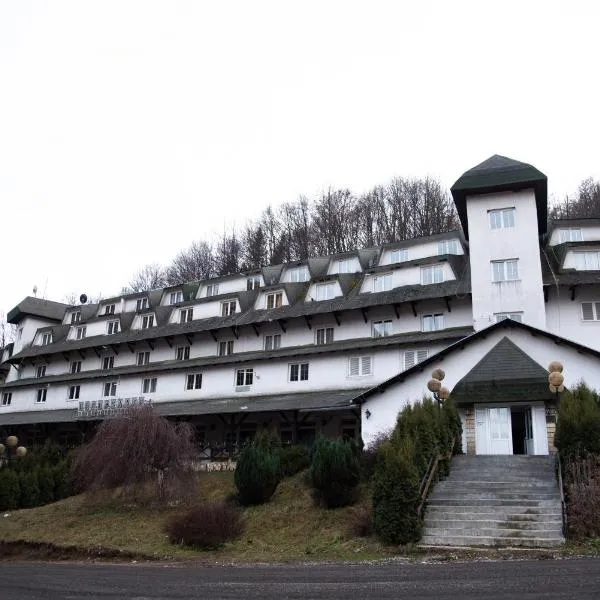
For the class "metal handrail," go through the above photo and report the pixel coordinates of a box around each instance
[417,437,455,519]
[556,452,568,537]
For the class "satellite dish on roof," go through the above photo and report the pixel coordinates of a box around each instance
[79,294,88,304]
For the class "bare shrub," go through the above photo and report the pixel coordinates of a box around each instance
[72,405,198,505]
[564,454,600,539]
[360,429,392,481]
[349,504,373,537]
[166,501,245,549]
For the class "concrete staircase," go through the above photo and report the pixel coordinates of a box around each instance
[420,455,564,548]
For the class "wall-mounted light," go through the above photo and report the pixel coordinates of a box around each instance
[365,409,371,420]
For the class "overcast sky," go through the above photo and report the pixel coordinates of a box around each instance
[1,1,599,316]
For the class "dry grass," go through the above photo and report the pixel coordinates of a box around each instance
[0,472,389,563]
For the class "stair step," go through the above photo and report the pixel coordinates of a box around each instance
[428,499,560,507]
[423,526,562,539]
[419,534,564,548]
[426,519,563,531]
[429,492,559,500]
[425,507,562,516]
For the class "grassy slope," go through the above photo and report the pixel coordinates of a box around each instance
[0,472,390,563]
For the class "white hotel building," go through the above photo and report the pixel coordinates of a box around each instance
[3,155,600,456]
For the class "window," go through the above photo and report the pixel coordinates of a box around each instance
[137,351,150,366]
[315,327,334,345]
[36,388,47,403]
[176,346,190,361]
[42,332,52,345]
[235,368,254,387]
[372,320,392,338]
[103,382,117,397]
[495,312,523,323]
[576,252,600,271]
[581,302,600,321]
[404,349,428,369]
[266,292,283,309]
[107,320,119,335]
[76,326,86,340]
[316,283,335,301]
[390,249,408,263]
[287,266,309,282]
[70,311,81,324]
[421,265,444,285]
[492,259,519,282]
[221,300,236,317]
[102,356,114,370]
[218,340,234,356]
[186,373,202,390]
[559,228,583,243]
[104,304,116,315]
[136,297,148,311]
[289,362,309,382]
[348,356,372,377]
[489,207,515,229]
[337,258,355,273]
[373,273,392,293]
[142,377,157,394]
[206,284,219,297]
[247,276,261,290]
[36,365,46,378]
[1,393,11,406]
[68,385,80,400]
[70,360,82,374]
[422,313,444,332]
[141,314,154,329]
[264,334,281,351]
[438,239,459,255]
[179,308,193,323]
[169,291,183,305]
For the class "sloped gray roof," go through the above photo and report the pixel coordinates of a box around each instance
[7,297,70,324]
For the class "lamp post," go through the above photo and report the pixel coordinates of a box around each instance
[548,361,565,407]
[427,369,450,408]
[0,435,27,466]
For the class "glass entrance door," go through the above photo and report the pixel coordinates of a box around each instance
[488,407,513,455]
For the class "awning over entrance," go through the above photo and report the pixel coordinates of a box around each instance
[451,337,554,406]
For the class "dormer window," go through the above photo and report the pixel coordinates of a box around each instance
[373,273,392,293]
[136,297,149,311]
[247,276,261,290]
[70,311,81,324]
[36,365,46,378]
[421,265,444,285]
[390,249,408,263]
[266,292,283,309]
[575,252,600,271]
[180,308,193,323]
[107,320,120,335]
[41,332,53,346]
[176,346,190,361]
[337,259,355,274]
[221,300,236,317]
[489,207,515,229]
[559,228,583,243]
[141,314,154,329]
[169,291,183,305]
[287,266,309,283]
[437,239,459,255]
[206,284,219,297]
[104,304,116,315]
[315,282,335,301]
[75,326,86,340]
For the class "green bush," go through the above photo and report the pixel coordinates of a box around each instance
[52,461,71,501]
[0,469,21,510]
[372,438,421,544]
[555,382,600,458]
[279,444,310,477]
[310,437,361,508]
[234,431,282,506]
[19,471,40,508]
[37,467,55,505]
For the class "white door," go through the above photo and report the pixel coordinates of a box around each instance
[524,407,534,455]
[488,407,513,455]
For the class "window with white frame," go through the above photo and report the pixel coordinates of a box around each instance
[141,314,154,329]
[421,265,444,285]
[107,320,119,335]
[404,349,428,369]
[36,365,46,378]
[218,340,234,356]
[206,284,219,297]
[76,326,86,340]
[581,302,600,321]
[186,373,202,390]
[576,251,600,271]
[104,304,115,315]
[176,346,190,361]
[492,259,519,282]
[390,249,408,263]
[68,385,80,400]
[372,320,392,338]
[102,356,114,370]
[169,291,183,305]
[495,312,523,323]
[315,327,334,345]
[348,356,372,377]
[559,228,583,243]
[137,351,150,366]
[70,311,81,324]
[438,239,459,255]
[103,381,117,397]
[264,334,281,351]
[41,332,52,345]
[136,297,149,311]
[316,282,335,301]
[289,362,309,382]
[247,276,261,290]
[422,313,444,332]
[179,308,193,323]
[235,368,254,387]
[1,392,11,406]
[337,258,355,273]
[142,377,157,394]
[221,300,236,317]
[373,273,392,293]
[70,360,82,374]
[36,388,47,403]
[489,207,515,229]
[266,292,283,309]
[287,266,309,282]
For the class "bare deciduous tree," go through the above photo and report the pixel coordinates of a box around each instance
[128,263,168,292]
[0,311,16,349]
[550,178,600,220]
[166,240,215,285]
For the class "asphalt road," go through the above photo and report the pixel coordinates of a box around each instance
[1,558,600,599]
